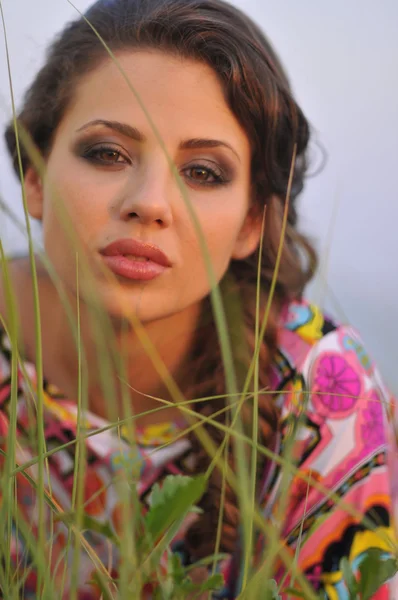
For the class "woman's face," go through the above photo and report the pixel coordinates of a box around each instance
[25,51,261,323]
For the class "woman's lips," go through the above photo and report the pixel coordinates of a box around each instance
[99,238,171,281]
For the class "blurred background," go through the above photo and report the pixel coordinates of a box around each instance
[0,0,397,391]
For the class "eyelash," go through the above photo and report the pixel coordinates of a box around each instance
[82,145,228,187]
[183,164,226,186]
[83,144,130,165]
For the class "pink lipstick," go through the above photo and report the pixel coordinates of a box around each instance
[100,238,171,281]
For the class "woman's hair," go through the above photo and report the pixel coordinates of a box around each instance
[5,0,316,562]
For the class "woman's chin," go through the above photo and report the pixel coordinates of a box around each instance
[80,281,162,325]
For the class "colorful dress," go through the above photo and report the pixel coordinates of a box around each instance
[0,299,396,599]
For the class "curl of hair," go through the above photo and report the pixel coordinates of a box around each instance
[4,0,317,562]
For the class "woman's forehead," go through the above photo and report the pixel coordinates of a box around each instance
[59,50,250,153]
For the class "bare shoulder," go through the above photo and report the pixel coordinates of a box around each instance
[0,255,28,314]
[0,255,61,368]
[0,254,41,338]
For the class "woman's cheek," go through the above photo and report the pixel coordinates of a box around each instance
[206,207,244,253]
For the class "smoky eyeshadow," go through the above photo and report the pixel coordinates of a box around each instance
[71,134,122,156]
[71,133,238,182]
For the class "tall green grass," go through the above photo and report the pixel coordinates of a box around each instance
[0,1,396,598]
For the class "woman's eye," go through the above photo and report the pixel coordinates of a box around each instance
[184,165,225,185]
[83,146,130,165]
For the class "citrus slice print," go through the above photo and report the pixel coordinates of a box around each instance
[312,353,361,415]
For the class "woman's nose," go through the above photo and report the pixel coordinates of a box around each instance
[117,168,174,228]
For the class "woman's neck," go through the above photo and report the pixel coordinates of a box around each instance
[5,256,202,426]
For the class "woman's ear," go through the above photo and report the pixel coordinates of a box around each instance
[231,203,265,260]
[24,167,44,220]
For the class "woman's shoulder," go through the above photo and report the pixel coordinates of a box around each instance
[270,299,396,598]
[274,297,393,482]
[0,259,16,383]
[0,254,33,317]
[276,298,388,393]
[274,297,393,435]
[0,256,39,390]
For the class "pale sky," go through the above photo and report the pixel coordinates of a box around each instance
[0,0,397,390]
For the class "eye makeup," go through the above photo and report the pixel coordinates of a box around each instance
[71,127,238,186]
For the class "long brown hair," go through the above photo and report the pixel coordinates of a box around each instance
[5,0,316,563]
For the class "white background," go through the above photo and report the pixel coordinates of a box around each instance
[0,0,397,390]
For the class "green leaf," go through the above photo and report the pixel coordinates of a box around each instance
[181,572,224,593]
[169,552,186,584]
[196,572,224,592]
[357,549,398,600]
[144,474,206,541]
[340,557,359,599]
[186,553,230,571]
[161,554,224,599]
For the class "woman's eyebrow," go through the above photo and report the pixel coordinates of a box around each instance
[180,138,240,163]
[76,119,144,141]
[76,119,241,163]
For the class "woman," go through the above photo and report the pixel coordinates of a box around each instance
[0,0,395,597]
